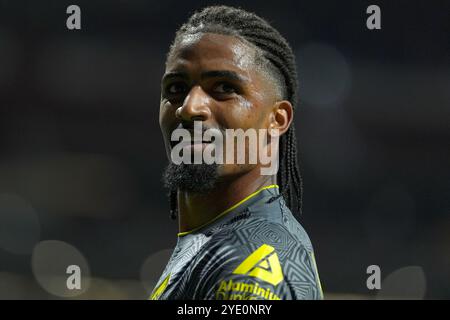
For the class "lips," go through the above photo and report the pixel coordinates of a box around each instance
[170,129,214,148]
[170,139,212,149]
[169,125,222,150]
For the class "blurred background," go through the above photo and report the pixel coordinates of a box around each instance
[0,0,449,299]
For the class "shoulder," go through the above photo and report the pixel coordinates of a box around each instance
[187,214,323,299]
[208,205,315,262]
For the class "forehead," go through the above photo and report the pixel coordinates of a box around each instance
[166,33,258,73]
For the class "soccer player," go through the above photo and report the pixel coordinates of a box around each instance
[152,5,323,300]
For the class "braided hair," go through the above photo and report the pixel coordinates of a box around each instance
[166,5,304,220]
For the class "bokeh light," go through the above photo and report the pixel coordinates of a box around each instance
[31,240,91,298]
[377,266,426,300]
[296,43,351,108]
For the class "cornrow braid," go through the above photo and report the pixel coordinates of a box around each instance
[167,5,304,220]
[169,190,177,220]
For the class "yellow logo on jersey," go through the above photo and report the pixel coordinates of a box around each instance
[232,244,283,286]
[149,274,170,300]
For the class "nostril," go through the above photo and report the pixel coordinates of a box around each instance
[191,115,205,122]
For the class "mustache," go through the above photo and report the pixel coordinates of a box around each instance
[177,120,224,132]
[170,121,226,148]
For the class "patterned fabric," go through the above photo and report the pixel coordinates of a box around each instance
[150,186,323,300]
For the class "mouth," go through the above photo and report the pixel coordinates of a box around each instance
[186,142,211,151]
[169,129,217,149]
[170,140,213,149]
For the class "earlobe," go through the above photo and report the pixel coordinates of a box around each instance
[270,100,293,136]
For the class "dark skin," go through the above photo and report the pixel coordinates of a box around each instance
[159,33,293,233]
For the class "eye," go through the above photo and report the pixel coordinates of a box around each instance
[213,82,237,94]
[165,82,187,95]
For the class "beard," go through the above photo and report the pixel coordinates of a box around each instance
[163,162,220,193]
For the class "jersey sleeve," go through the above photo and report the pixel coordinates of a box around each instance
[188,238,323,300]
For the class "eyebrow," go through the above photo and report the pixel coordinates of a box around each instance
[162,70,249,84]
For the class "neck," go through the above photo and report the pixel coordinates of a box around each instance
[177,167,276,235]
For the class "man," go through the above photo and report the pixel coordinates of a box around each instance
[152,5,323,300]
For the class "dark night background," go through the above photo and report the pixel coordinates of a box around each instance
[0,0,449,299]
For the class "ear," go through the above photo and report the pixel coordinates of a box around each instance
[268,100,293,136]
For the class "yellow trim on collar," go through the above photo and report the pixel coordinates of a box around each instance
[177,184,279,237]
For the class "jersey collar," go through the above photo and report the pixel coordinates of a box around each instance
[177,184,280,238]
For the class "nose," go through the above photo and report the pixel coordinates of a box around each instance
[175,86,211,122]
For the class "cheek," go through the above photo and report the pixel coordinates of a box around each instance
[159,103,178,147]
[219,97,258,129]
[160,102,177,127]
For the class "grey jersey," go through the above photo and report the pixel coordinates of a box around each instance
[150,185,323,300]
